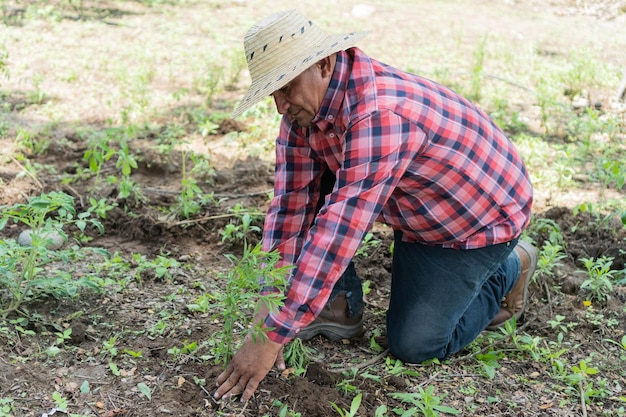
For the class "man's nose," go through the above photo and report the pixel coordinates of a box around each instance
[273,91,289,115]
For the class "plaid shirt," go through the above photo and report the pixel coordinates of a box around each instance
[262,48,533,344]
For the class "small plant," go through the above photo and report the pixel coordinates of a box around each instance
[475,350,504,379]
[390,386,461,416]
[283,338,314,376]
[330,392,362,417]
[272,399,302,417]
[210,243,292,367]
[0,397,15,417]
[355,232,381,258]
[580,256,618,303]
[82,129,115,191]
[0,191,105,317]
[101,336,119,358]
[0,44,8,83]
[131,253,180,283]
[168,340,198,361]
[219,204,263,245]
[536,241,567,281]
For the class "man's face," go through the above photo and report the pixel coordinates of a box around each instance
[271,57,333,128]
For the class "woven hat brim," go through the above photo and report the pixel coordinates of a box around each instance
[231,30,369,119]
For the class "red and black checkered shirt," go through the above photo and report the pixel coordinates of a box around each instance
[262,48,533,344]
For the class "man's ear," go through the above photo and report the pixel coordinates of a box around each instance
[317,54,335,79]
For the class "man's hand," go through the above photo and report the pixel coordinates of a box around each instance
[214,299,285,402]
[213,334,284,402]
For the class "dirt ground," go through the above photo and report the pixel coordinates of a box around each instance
[1,0,626,416]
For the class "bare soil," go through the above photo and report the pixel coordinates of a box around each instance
[1,1,625,416]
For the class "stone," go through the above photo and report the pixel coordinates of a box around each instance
[17,229,65,250]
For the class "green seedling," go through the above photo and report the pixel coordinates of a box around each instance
[385,357,421,378]
[475,350,503,379]
[330,392,362,417]
[137,382,152,400]
[220,204,263,245]
[355,232,381,258]
[283,338,314,376]
[390,385,461,416]
[536,241,567,281]
[168,340,198,361]
[210,243,292,367]
[580,256,618,303]
[0,191,105,317]
[0,397,14,417]
[272,399,302,417]
[102,336,119,358]
[54,327,72,345]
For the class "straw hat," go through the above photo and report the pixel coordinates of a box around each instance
[231,9,369,118]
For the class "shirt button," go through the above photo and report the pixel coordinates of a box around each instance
[328,132,335,138]
[327,115,334,120]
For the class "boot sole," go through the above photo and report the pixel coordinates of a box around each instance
[296,319,364,341]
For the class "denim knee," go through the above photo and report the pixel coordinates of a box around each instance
[386,319,450,363]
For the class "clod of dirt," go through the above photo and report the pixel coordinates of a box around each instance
[305,362,337,386]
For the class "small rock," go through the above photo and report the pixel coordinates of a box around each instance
[17,229,65,250]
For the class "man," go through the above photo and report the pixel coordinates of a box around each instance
[214,9,537,402]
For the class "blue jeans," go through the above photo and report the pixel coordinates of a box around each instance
[321,170,521,362]
[385,231,520,363]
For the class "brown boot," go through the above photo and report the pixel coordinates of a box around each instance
[297,293,364,341]
[487,240,538,330]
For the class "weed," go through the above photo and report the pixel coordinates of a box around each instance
[0,192,105,316]
[168,340,198,361]
[283,338,314,376]
[131,253,181,283]
[15,127,49,155]
[525,217,565,247]
[88,197,117,220]
[0,44,8,82]
[355,232,381,258]
[385,357,421,378]
[83,129,116,192]
[536,241,568,281]
[390,385,461,416]
[272,399,302,417]
[101,336,119,358]
[0,398,14,417]
[330,392,362,417]
[564,360,603,404]
[210,243,292,367]
[219,203,263,245]
[580,256,618,303]
[475,350,503,379]
[468,35,487,103]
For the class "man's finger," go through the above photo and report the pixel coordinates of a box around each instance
[214,370,240,399]
[274,347,286,371]
[215,363,233,386]
[240,375,262,402]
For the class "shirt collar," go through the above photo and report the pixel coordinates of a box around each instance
[312,50,351,128]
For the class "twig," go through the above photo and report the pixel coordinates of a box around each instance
[9,155,43,190]
[543,280,553,319]
[418,370,441,387]
[331,348,390,374]
[141,187,273,200]
[579,381,588,417]
[62,184,84,208]
[163,211,265,226]
[236,400,249,417]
